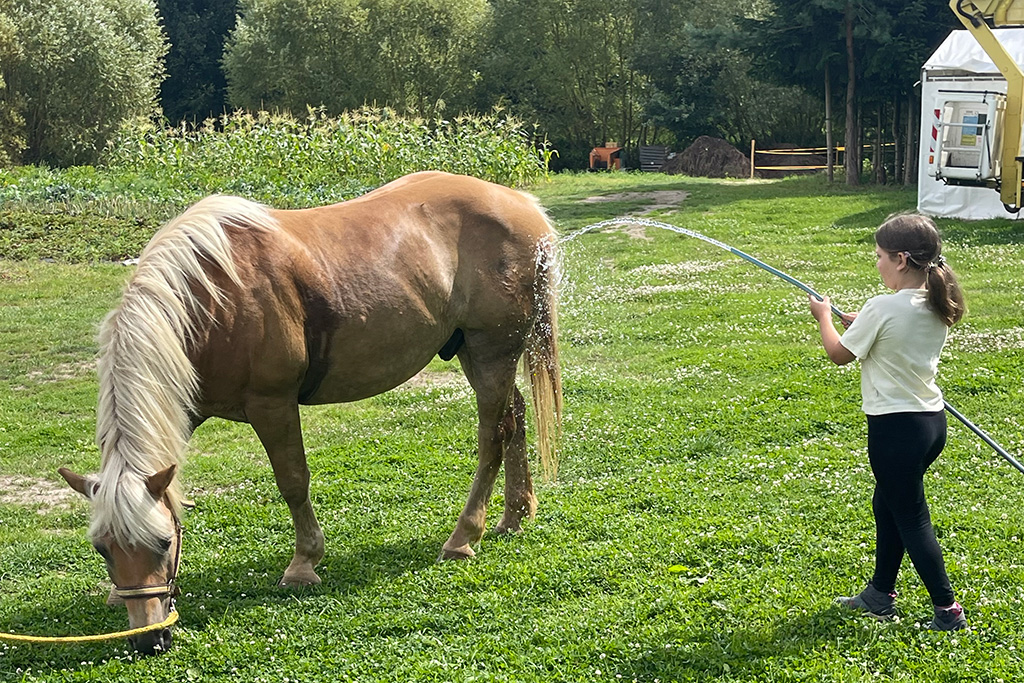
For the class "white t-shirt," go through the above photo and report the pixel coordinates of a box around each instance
[838,288,948,415]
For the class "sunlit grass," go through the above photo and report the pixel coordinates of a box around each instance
[2,173,1024,681]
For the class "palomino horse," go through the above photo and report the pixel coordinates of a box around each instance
[58,171,562,654]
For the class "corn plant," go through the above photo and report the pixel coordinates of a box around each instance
[101,107,552,207]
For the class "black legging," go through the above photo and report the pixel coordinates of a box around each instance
[866,410,955,607]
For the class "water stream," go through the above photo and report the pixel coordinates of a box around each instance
[560,217,845,318]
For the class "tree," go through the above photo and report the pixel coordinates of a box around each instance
[0,5,25,166]
[157,0,237,124]
[750,0,957,185]
[855,0,957,183]
[223,0,488,117]
[479,0,670,168]
[363,0,490,115]
[0,0,166,166]
[635,1,827,149]
[479,0,823,168]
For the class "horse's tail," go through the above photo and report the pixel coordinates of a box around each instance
[94,195,276,550]
[525,233,563,482]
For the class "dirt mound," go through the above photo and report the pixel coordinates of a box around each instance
[662,136,752,179]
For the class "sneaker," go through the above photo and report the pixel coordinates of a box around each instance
[835,582,897,620]
[927,602,967,631]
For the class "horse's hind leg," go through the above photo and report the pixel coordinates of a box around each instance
[495,386,537,534]
[247,398,325,585]
[440,351,519,560]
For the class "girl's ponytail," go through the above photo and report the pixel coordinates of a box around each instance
[925,258,966,327]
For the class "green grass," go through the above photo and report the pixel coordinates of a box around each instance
[3,172,1024,681]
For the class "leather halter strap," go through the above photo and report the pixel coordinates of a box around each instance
[113,515,183,601]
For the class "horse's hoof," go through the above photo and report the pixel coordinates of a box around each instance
[438,545,475,561]
[494,520,523,535]
[279,571,322,587]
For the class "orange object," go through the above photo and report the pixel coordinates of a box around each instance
[589,142,622,170]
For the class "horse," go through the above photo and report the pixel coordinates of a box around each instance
[57,171,562,654]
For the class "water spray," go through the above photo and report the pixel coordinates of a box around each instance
[563,217,1024,477]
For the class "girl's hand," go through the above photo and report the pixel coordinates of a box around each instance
[808,294,832,322]
[840,312,858,329]
[809,295,857,365]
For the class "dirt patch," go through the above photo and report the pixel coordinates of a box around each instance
[581,190,689,216]
[401,370,468,390]
[579,190,690,239]
[25,360,96,384]
[0,474,79,514]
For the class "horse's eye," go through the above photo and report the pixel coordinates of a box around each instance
[157,537,172,553]
[93,544,112,561]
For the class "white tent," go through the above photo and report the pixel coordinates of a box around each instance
[918,29,1024,219]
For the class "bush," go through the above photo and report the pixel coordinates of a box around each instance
[0,107,553,261]
[0,0,166,166]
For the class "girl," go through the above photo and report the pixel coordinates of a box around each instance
[808,213,967,631]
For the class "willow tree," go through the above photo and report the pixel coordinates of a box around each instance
[0,0,166,166]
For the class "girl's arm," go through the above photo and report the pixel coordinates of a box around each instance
[809,295,856,366]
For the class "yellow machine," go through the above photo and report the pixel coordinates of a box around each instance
[939,0,1024,210]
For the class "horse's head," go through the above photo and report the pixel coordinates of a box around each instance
[58,464,181,655]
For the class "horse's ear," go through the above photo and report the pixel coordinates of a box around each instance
[58,467,97,499]
[145,464,177,499]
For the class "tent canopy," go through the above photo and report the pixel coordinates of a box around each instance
[925,27,1024,73]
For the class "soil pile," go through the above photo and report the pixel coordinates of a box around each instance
[662,136,753,179]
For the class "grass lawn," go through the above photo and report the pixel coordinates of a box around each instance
[2,172,1024,681]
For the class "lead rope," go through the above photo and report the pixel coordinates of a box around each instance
[0,608,178,644]
[0,515,184,645]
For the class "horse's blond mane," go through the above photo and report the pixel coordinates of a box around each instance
[92,195,278,550]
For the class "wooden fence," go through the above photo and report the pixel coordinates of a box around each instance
[749,141,896,178]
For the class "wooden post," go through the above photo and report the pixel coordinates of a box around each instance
[750,140,755,179]
[825,64,834,183]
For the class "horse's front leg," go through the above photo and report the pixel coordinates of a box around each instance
[247,397,325,585]
[495,387,536,534]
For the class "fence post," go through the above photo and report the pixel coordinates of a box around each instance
[750,140,755,179]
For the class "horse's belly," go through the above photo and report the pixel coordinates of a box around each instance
[300,365,430,404]
[299,328,448,404]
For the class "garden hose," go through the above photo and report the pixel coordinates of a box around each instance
[565,217,1024,476]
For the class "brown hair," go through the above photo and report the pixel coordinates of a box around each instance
[874,213,965,327]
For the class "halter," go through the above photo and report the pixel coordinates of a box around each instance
[0,515,184,645]
[113,514,183,601]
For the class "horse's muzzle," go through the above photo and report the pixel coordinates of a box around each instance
[129,627,172,655]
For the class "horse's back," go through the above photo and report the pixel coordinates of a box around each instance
[192,173,554,413]
[279,172,552,249]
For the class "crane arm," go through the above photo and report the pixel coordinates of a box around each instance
[950,0,1024,209]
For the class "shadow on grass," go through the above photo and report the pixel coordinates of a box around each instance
[936,217,1024,247]
[834,209,1024,248]
[0,530,451,666]
[175,531,450,630]
[545,174,1024,251]
[621,606,855,679]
